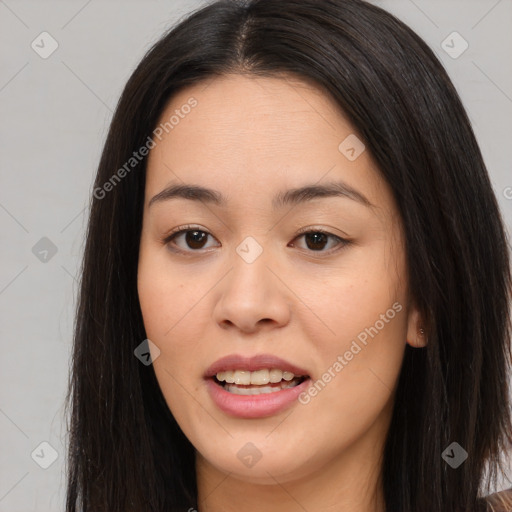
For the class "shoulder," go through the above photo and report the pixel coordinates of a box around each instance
[484,488,512,512]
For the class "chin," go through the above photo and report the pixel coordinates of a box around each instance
[198,441,323,485]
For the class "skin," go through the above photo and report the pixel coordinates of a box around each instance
[137,74,426,512]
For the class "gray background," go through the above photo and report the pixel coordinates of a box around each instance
[0,0,511,510]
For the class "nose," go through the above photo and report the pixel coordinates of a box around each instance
[212,249,291,334]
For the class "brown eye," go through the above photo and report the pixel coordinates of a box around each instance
[164,227,220,252]
[291,230,348,253]
[304,232,329,251]
[184,230,208,249]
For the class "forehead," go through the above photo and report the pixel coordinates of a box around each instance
[145,73,393,214]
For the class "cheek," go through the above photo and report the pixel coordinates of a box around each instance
[138,280,204,371]
[137,247,212,411]
[137,263,202,429]
[289,239,407,355]
[290,243,407,425]
[137,245,205,341]
[287,284,406,475]
[297,278,406,407]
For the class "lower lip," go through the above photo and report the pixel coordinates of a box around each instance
[205,377,311,419]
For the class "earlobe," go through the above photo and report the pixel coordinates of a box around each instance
[407,327,427,348]
[406,305,428,348]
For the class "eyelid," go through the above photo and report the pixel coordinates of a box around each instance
[289,227,349,253]
[294,225,349,239]
[161,224,220,249]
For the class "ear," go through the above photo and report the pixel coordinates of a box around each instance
[406,303,427,348]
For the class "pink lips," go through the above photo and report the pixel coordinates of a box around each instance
[204,353,311,419]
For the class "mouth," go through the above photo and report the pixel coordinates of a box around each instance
[212,369,309,395]
[204,354,312,418]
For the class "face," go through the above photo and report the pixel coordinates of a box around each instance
[137,74,424,486]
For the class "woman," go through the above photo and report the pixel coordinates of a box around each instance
[65,0,512,510]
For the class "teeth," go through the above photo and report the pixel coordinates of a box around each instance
[250,369,269,385]
[233,370,251,385]
[224,377,302,395]
[269,369,283,383]
[216,368,300,385]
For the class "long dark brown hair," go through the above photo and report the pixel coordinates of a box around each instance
[65,0,512,510]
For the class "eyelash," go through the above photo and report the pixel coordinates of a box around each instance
[161,224,351,255]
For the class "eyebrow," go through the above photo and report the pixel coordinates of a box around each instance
[148,180,373,209]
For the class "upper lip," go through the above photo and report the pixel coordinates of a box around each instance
[204,354,310,378]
